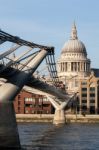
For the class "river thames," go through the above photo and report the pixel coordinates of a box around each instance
[18,122,99,150]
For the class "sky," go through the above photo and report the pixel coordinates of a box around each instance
[0,0,99,68]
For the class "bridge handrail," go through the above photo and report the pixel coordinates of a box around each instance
[0,30,54,51]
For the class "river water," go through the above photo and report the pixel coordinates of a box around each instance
[18,123,99,150]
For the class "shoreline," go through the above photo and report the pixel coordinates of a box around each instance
[16,114,99,123]
[16,114,54,123]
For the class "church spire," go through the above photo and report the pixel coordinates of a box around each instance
[70,22,78,40]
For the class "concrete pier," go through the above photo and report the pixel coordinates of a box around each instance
[0,101,21,149]
[47,96,68,125]
[53,109,66,125]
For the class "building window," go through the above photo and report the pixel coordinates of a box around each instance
[24,98,35,102]
[82,88,87,91]
[25,104,31,107]
[90,87,95,91]
[25,98,28,101]
[25,110,28,113]
[90,93,95,97]
[82,100,87,103]
[90,99,95,103]
[39,98,43,102]
[82,106,87,111]
[81,82,87,85]
[82,93,87,97]
[43,97,48,101]
[90,106,95,114]
[43,104,49,107]
[32,110,35,114]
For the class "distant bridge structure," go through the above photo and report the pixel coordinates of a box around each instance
[0,30,76,149]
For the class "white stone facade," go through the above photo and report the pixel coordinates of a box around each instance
[57,23,91,93]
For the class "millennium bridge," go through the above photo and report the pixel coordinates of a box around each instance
[0,30,76,149]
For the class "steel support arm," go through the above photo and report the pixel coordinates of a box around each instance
[0,49,48,102]
[0,44,21,60]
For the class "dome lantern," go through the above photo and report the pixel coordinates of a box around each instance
[70,22,78,40]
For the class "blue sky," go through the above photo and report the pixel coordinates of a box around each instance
[0,0,99,68]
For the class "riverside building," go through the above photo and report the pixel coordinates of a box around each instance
[14,90,54,114]
[79,71,99,114]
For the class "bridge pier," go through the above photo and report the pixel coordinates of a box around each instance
[47,96,67,125]
[0,101,20,149]
[53,109,66,125]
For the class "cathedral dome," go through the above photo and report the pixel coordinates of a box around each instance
[61,23,87,56]
[57,23,91,93]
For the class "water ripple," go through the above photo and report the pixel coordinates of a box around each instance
[18,123,99,150]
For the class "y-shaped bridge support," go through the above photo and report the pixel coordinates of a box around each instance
[23,84,75,125]
[47,96,68,125]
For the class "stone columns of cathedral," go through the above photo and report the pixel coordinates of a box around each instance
[59,61,90,72]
